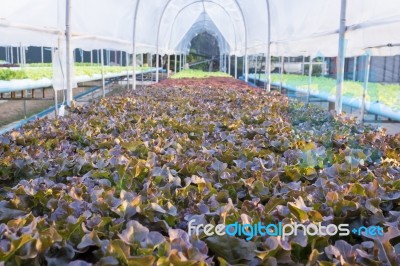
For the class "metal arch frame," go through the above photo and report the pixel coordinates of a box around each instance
[165,2,235,74]
[157,0,239,81]
[181,28,228,56]
[264,0,272,91]
[231,0,249,81]
[66,0,73,106]
[155,0,248,82]
[173,12,231,55]
[132,0,141,90]
[164,2,238,53]
[335,0,347,114]
[158,0,243,53]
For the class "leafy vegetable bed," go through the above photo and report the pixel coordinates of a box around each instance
[0,77,399,265]
[0,65,149,81]
[250,73,400,111]
[171,69,231,79]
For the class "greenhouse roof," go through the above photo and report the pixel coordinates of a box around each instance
[1,0,400,57]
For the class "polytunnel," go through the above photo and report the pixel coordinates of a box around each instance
[1,1,400,265]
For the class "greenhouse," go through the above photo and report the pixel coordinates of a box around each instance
[0,0,399,265]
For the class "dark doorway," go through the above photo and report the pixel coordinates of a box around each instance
[188,32,220,71]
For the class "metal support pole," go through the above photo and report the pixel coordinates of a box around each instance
[132,0,140,89]
[41,47,44,63]
[22,46,26,66]
[149,54,152,68]
[141,54,144,82]
[219,54,223,71]
[228,55,231,76]
[245,54,249,82]
[10,47,13,64]
[352,56,357,81]
[265,0,272,92]
[307,57,313,104]
[167,55,171,77]
[280,56,284,92]
[225,54,227,73]
[179,54,182,71]
[91,50,93,65]
[302,56,305,75]
[155,53,159,82]
[335,0,347,114]
[54,90,58,119]
[221,54,225,72]
[126,52,130,89]
[224,54,227,73]
[255,55,258,77]
[235,55,238,79]
[221,54,223,72]
[360,54,371,123]
[17,46,20,65]
[174,54,177,73]
[65,0,73,106]
[23,90,27,119]
[101,49,106,97]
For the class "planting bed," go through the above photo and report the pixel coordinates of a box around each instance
[250,73,400,111]
[171,69,231,79]
[0,77,399,265]
[0,65,139,81]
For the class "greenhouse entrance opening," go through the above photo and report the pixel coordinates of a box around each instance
[188,32,220,72]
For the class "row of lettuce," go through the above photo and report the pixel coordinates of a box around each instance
[169,70,400,112]
[0,77,398,265]
[0,64,150,81]
[249,73,400,111]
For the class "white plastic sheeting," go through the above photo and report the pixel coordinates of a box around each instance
[176,12,230,54]
[0,0,400,56]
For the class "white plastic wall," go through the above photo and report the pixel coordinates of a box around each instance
[0,0,400,56]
